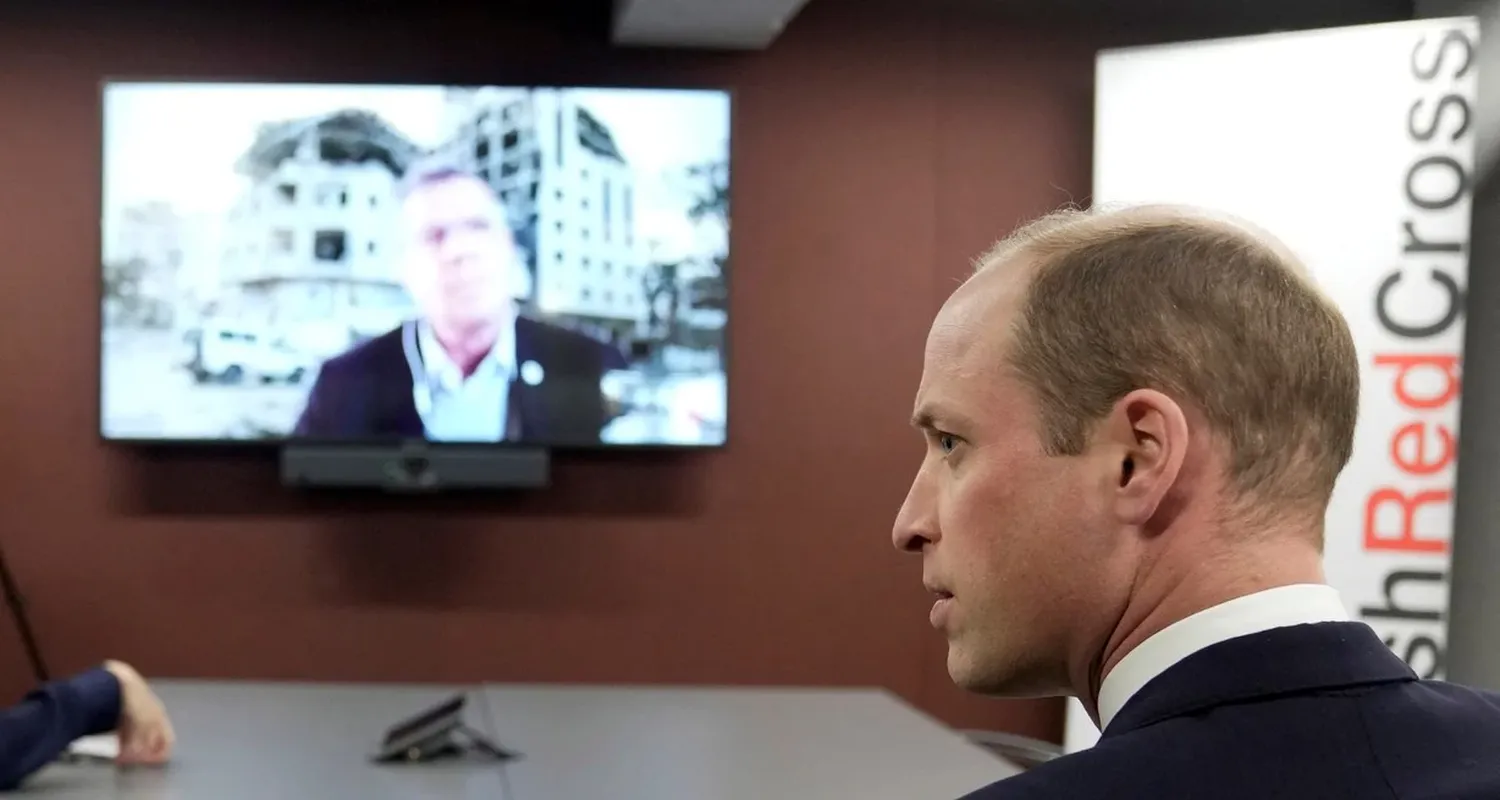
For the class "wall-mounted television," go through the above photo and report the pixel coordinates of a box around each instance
[100,82,730,448]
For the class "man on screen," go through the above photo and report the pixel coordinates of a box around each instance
[292,159,627,444]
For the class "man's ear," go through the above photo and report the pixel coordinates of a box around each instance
[1108,389,1189,526]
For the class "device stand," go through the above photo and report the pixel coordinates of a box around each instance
[370,694,520,765]
[373,723,518,764]
[454,724,518,761]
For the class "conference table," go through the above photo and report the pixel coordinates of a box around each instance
[21,680,1020,798]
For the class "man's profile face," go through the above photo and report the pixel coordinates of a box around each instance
[892,263,1128,698]
[399,175,516,333]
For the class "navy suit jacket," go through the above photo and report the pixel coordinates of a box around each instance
[293,317,628,446]
[966,622,1500,799]
[0,668,121,791]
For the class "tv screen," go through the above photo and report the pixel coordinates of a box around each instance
[100,82,730,447]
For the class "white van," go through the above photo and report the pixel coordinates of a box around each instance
[188,323,311,385]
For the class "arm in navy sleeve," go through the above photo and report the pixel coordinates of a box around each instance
[0,667,122,791]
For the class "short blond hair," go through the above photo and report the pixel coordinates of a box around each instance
[979,205,1359,516]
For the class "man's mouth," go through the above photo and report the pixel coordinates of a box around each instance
[928,587,955,629]
[925,582,953,600]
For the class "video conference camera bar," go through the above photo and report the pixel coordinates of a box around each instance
[280,441,550,492]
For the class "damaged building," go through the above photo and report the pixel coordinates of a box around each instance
[218,110,422,351]
[437,87,646,342]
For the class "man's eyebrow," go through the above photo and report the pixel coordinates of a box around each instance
[912,404,976,433]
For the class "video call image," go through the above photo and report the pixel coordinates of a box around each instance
[100,83,730,447]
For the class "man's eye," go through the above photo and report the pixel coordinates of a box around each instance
[938,433,957,454]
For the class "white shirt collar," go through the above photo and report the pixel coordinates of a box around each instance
[1096,583,1350,730]
[416,319,513,391]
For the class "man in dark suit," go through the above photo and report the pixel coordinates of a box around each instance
[893,205,1500,798]
[293,161,626,445]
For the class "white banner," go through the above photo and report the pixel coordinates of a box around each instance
[1069,17,1478,753]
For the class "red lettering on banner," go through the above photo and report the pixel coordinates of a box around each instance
[1372,354,1461,409]
[1364,352,1460,556]
[1389,421,1456,475]
[1364,488,1452,553]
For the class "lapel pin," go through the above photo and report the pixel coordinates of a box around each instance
[521,360,544,386]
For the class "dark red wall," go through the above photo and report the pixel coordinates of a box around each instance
[0,0,1094,742]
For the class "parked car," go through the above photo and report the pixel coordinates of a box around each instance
[187,324,311,385]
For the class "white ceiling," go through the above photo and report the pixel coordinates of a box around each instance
[611,0,814,49]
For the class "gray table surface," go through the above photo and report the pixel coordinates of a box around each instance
[23,681,508,799]
[20,680,1018,799]
[481,684,1015,800]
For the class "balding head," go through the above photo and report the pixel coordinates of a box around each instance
[975,204,1358,520]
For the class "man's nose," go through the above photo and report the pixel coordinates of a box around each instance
[892,478,937,554]
[436,225,484,259]
[437,231,469,261]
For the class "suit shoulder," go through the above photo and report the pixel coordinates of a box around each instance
[969,745,1124,797]
[519,316,602,347]
[1418,679,1500,708]
[317,326,405,376]
[518,317,627,366]
[961,734,1193,799]
[1367,678,1500,741]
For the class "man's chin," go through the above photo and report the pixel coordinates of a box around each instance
[438,307,508,333]
[947,648,1056,698]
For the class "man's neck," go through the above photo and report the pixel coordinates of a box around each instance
[1074,514,1327,726]
[432,320,505,378]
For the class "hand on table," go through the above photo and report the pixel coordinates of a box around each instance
[103,660,176,766]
